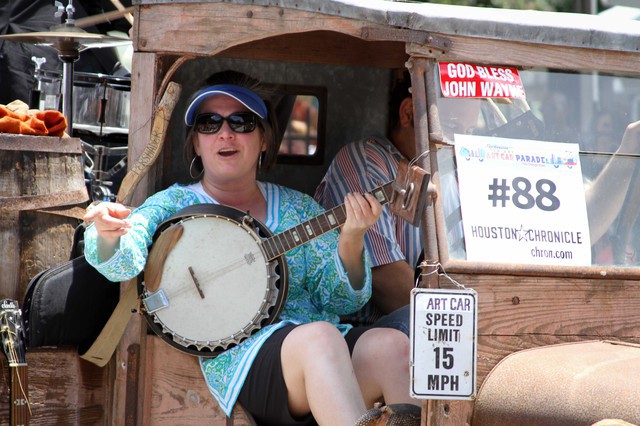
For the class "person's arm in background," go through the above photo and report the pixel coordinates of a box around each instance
[586,120,640,244]
[371,260,415,314]
[315,139,419,315]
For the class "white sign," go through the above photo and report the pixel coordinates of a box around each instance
[410,288,477,400]
[454,135,591,265]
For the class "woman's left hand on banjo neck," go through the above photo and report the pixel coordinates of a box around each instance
[340,192,383,290]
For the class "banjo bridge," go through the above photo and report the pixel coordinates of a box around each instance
[188,266,206,299]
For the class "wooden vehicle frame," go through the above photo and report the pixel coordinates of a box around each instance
[125,1,640,424]
[5,1,640,425]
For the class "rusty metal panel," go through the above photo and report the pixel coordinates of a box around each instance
[473,341,640,425]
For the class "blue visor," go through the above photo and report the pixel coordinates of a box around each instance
[184,84,268,126]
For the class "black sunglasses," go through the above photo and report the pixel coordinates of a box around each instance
[194,112,258,134]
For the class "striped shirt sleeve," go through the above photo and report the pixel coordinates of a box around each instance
[315,137,422,269]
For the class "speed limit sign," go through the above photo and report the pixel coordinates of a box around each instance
[410,288,478,399]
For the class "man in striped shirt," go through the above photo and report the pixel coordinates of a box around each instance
[314,71,420,332]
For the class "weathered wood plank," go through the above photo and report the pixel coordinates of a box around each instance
[0,137,86,199]
[419,274,640,425]
[137,0,640,56]
[218,31,408,69]
[423,400,473,426]
[0,349,112,426]
[0,135,87,302]
[0,212,20,301]
[0,135,83,153]
[127,51,159,207]
[144,336,256,425]
[113,283,147,426]
[442,274,640,385]
[113,51,175,426]
[408,34,640,75]
[136,3,394,61]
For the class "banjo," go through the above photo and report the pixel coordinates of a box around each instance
[139,161,429,357]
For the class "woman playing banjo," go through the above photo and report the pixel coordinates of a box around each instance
[83,71,420,426]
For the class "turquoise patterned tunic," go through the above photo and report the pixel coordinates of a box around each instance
[84,181,372,416]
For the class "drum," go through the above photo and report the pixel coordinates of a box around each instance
[33,70,131,136]
[73,72,131,136]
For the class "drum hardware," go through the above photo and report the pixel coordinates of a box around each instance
[73,72,131,136]
[0,0,135,204]
[31,65,62,111]
[51,4,135,30]
[82,140,128,202]
[30,57,48,109]
[54,0,76,25]
[0,0,132,132]
[32,69,132,137]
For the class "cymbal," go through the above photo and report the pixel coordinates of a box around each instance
[0,27,131,55]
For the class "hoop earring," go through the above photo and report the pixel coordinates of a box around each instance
[257,152,263,172]
[190,155,203,179]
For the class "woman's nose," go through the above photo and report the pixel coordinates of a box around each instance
[216,121,235,138]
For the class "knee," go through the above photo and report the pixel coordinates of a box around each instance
[380,331,411,376]
[378,329,410,360]
[354,329,410,375]
[364,329,410,371]
[294,321,348,357]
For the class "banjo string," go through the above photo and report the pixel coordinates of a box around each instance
[154,248,267,299]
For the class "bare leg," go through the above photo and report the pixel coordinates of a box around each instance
[351,328,417,408]
[281,321,367,426]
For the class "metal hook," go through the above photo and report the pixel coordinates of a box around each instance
[401,182,415,209]
[405,149,430,190]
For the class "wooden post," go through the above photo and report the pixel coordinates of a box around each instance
[408,56,476,426]
[112,50,159,425]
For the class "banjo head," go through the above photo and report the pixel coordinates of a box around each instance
[139,204,288,357]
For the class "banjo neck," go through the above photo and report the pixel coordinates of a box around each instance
[260,182,395,261]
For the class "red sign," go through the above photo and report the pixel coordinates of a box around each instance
[439,62,525,99]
